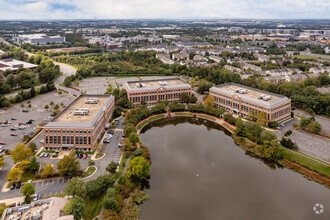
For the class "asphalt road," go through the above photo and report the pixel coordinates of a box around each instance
[294,110,330,136]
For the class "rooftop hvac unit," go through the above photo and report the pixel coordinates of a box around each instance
[159,81,168,86]
[76,108,89,113]
[74,110,88,116]
[85,98,98,104]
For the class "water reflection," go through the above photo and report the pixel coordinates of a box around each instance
[139,117,330,220]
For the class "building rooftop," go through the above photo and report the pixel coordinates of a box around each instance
[212,83,289,107]
[125,77,190,91]
[46,94,114,128]
[0,59,37,72]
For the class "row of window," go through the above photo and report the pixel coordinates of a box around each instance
[45,129,91,134]
[130,92,187,103]
[130,88,191,96]
[45,146,92,151]
[45,135,92,145]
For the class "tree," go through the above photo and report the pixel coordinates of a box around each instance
[0,157,4,168]
[260,141,284,161]
[197,79,213,94]
[6,168,23,181]
[103,188,119,211]
[30,86,36,97]
[44,105,49,110]
[64,197,85,220]
[29,157,40,174]
[128,132,140,146]
[16,160,30,171]
[257,111,267,125]
[57,152,81,177]
[204,95,215,107]
[235,117,245,136]
[64,77,72,87]
[126,157,150,183]
[41,164,55,179]
[28,142,37,153]
[21,183,35,204]
[280,137,298,150]
[312,121,321,133]
[10,143,33,164]
[64,177,86,198]
[179,92,190,103]
[106,162,118,174]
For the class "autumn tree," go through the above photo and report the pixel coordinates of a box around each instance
[6,168,23,181]
[16,160,30,171]
[0,156,4,168]
[204,95,215,108]
[64,197,85,220]
[41,164,55,179]
[57,152,81,177]
[10,144,33,164]
[257,111,267,125]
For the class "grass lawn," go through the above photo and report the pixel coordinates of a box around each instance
[95,153,104,159]
[292,55,319,60]
[283,150,330,178]
[137,120,149,130]
[199,115,216,121]
[149,115,165,122]
[84,195,105,220]
[175,112,193,116]
[83,166,96,178]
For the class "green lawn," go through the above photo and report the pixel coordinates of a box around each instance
[149,115,165,122]
[137,120,149,130]
[283,150,330,178]
[95,153,104,159]
[175,112,193,116]
[292,55,319,60]
[83,166,96,178]
[84,195,105,220]
[199,115,216,121]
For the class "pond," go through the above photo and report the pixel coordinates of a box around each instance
[139,117,330,220]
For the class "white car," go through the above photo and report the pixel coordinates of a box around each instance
[40,140,44,143]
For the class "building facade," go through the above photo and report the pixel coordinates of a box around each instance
[210,83,291,122]
[43,95,115,152]
[14,34,65,45]
[123,77,192,106]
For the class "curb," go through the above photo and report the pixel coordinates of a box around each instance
[80,166,97,180]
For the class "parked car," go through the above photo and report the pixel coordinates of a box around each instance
[22,109,29,113]
[0,124,7,127]
[280,123,285,127]
[0,148,5,153]
[11,118,16,120]
[10,183,15,190]
[108,130,114,135]
[79,154,83,159]
[40,140,44,144]
[83,154,88,159]
[10,128,17,131]
[44,153,49,157]
[10,133,17,136]
[39,152,45,158]
[28,180,32,184]
[75,154,79,159]
[122,133,126,138]
[33,194,39,201]
[0,141,6,145]
[18,126,26,130]
[118,143,123,148]
[16,182,21,189]
[103,139,110,143]
[26,121,32,124]
[18,122,26,126]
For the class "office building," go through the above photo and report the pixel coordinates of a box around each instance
[210,83,291,122]
[43,94,115,152]
[123,77,192,106]
[14,34,65,45]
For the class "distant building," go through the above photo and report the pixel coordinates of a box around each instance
[43,95,115,152]
[156,53,175,64]
[224,65,242,73]
[14,34,65,45]
[123,77,192,106]
[210,83,291,122]
[266,68,302,76]
[0,59,37,73]
[209,55,223,63]
[172,52,189,61]
[242,63,262,72]
[309,66,330,74]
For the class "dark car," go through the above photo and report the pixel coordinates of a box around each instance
[107,130,114,135]
[79,154,83,159]
[11,118,16,120]
[22,109,29,113]
[115,120,119,125]
[26,121,32,124]
[10,128,17,131]
[16,182,21,189]
[10,183,15,190]
[10,133,17,136]
[75,154,79,159]
[0,149,5,153]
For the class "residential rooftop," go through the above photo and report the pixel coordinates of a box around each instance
[125,77,191,91]
[212,83,289,107]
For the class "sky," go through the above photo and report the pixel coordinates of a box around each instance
[0,0,329,20]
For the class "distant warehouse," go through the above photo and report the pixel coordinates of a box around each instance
[13,34,65,45]
[43,94,115,152]
[123,77,192,106]
[210,83,291,122]
[0,59,37,73]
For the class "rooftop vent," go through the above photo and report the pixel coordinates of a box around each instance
[159,81,168,86]
[85,98,98,104]
[259,94,272,101]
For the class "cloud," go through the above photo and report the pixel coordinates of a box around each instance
[0,0,329,19]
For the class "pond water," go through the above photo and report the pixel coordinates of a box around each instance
[139,117,330,220]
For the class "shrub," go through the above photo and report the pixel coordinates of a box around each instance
[284,130,292,136]
[106,162,118,174]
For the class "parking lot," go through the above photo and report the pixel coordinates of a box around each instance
[73,77,112,94]
[0,91,74,152]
